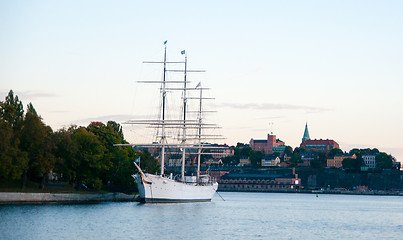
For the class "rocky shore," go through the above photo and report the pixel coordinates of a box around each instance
[0,192,138,205]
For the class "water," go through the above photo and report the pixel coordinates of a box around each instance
[1,192,402,240]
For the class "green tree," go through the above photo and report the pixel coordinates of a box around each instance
[0,90,24,131]
[250,150,264,168]
[349,148,379,158]
[376,152,392,169]
[310,159,321,168]
[328,148,343,157]
[284,146,293,156]
[240,146,252,157]
[0,121,28,181]
[138,150,159,174]
[52,125,79,183]
[342,157,363,170]
[86,121,140,187]
[289,153,302,167]
[71,127,110,188]
[20,103,56,189]
[0,90,28,182]
[222,155,239,166]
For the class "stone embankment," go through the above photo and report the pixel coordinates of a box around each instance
[0,192,138,205]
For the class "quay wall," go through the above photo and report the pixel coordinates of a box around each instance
[297,168,403,190]
[0,192,138,205]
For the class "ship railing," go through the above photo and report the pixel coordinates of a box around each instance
[198,175,216,185]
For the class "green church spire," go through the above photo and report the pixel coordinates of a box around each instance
[302,122,310,142]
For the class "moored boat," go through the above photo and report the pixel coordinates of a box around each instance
[116,41,223,203]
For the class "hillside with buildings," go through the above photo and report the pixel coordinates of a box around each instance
[202,123,402,192]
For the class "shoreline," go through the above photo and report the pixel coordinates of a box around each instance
[217,189,403,196]
[1,189,401,205]
[0,192,139,205]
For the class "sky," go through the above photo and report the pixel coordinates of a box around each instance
[1,1,403,162]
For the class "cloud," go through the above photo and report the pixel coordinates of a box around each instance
[219,102,332,113]
[253,115,287,120]
[71,114,149,125]
[0,90,58,100]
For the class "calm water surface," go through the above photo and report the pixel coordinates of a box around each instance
[1,192,402,240]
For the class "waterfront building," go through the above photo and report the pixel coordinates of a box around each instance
[239,157,251,166]
[218,168,301,191]
[249,133,285,154]
[272,145,289,157]
[362,154,377,169]
[280,154,291,167]
[168,158,182,167]
[209,169,230,182]
[207,143,233,159]
[327,154,357,168]
[261,155,280,167]
[300,151,320,167]
[392,157,401,170]
[202,159,223,166]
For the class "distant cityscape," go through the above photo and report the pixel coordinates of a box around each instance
[1,89,401,194]
[157,123,402,193]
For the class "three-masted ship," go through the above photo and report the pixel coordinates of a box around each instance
[116,42,223,203]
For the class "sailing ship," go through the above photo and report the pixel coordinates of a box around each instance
[116,42,223,203]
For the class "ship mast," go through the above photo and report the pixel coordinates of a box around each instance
[181,52,187,181]
[197,82,202,182]
[160,41,167,176]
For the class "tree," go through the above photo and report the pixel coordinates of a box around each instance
[138,150,159,174]
[376,152,392,169]
[52,126,79,183]
[0,121,28,181]
[328,148,343,157]
[222,155,239,166]
[240,146,252,157]
[318,152,327,167]
[310,159,321,168]
[250,150,264,168]
[284,146,293,156]
[289,153,302,167]
[71,127,109,189]
[293,147,305,155]
[342,158,363,170]
[0,90,24,131]
[349,148,379,157]
[0,90,28,182]
[20,103,56,189]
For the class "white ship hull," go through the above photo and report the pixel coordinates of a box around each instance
[133,174,218,203]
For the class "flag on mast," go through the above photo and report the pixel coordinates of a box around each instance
[135,157,140,164]
[181,50,185,55]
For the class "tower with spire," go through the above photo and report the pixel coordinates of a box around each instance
[302,122,310,142]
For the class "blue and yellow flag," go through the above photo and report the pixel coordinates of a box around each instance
[135,157,140,164]
[181,50,185,55]
[206,166,210,174]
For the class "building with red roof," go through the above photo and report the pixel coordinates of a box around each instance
[300,123,339,152]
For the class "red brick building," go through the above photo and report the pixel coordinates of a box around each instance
[300,123,339,153]
[249,133,285,154]
[300,139,339,153]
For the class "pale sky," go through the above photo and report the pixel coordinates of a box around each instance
[1,1,402,162]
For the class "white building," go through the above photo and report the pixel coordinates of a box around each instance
[363,154,377,168]
[261,156,280,167]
